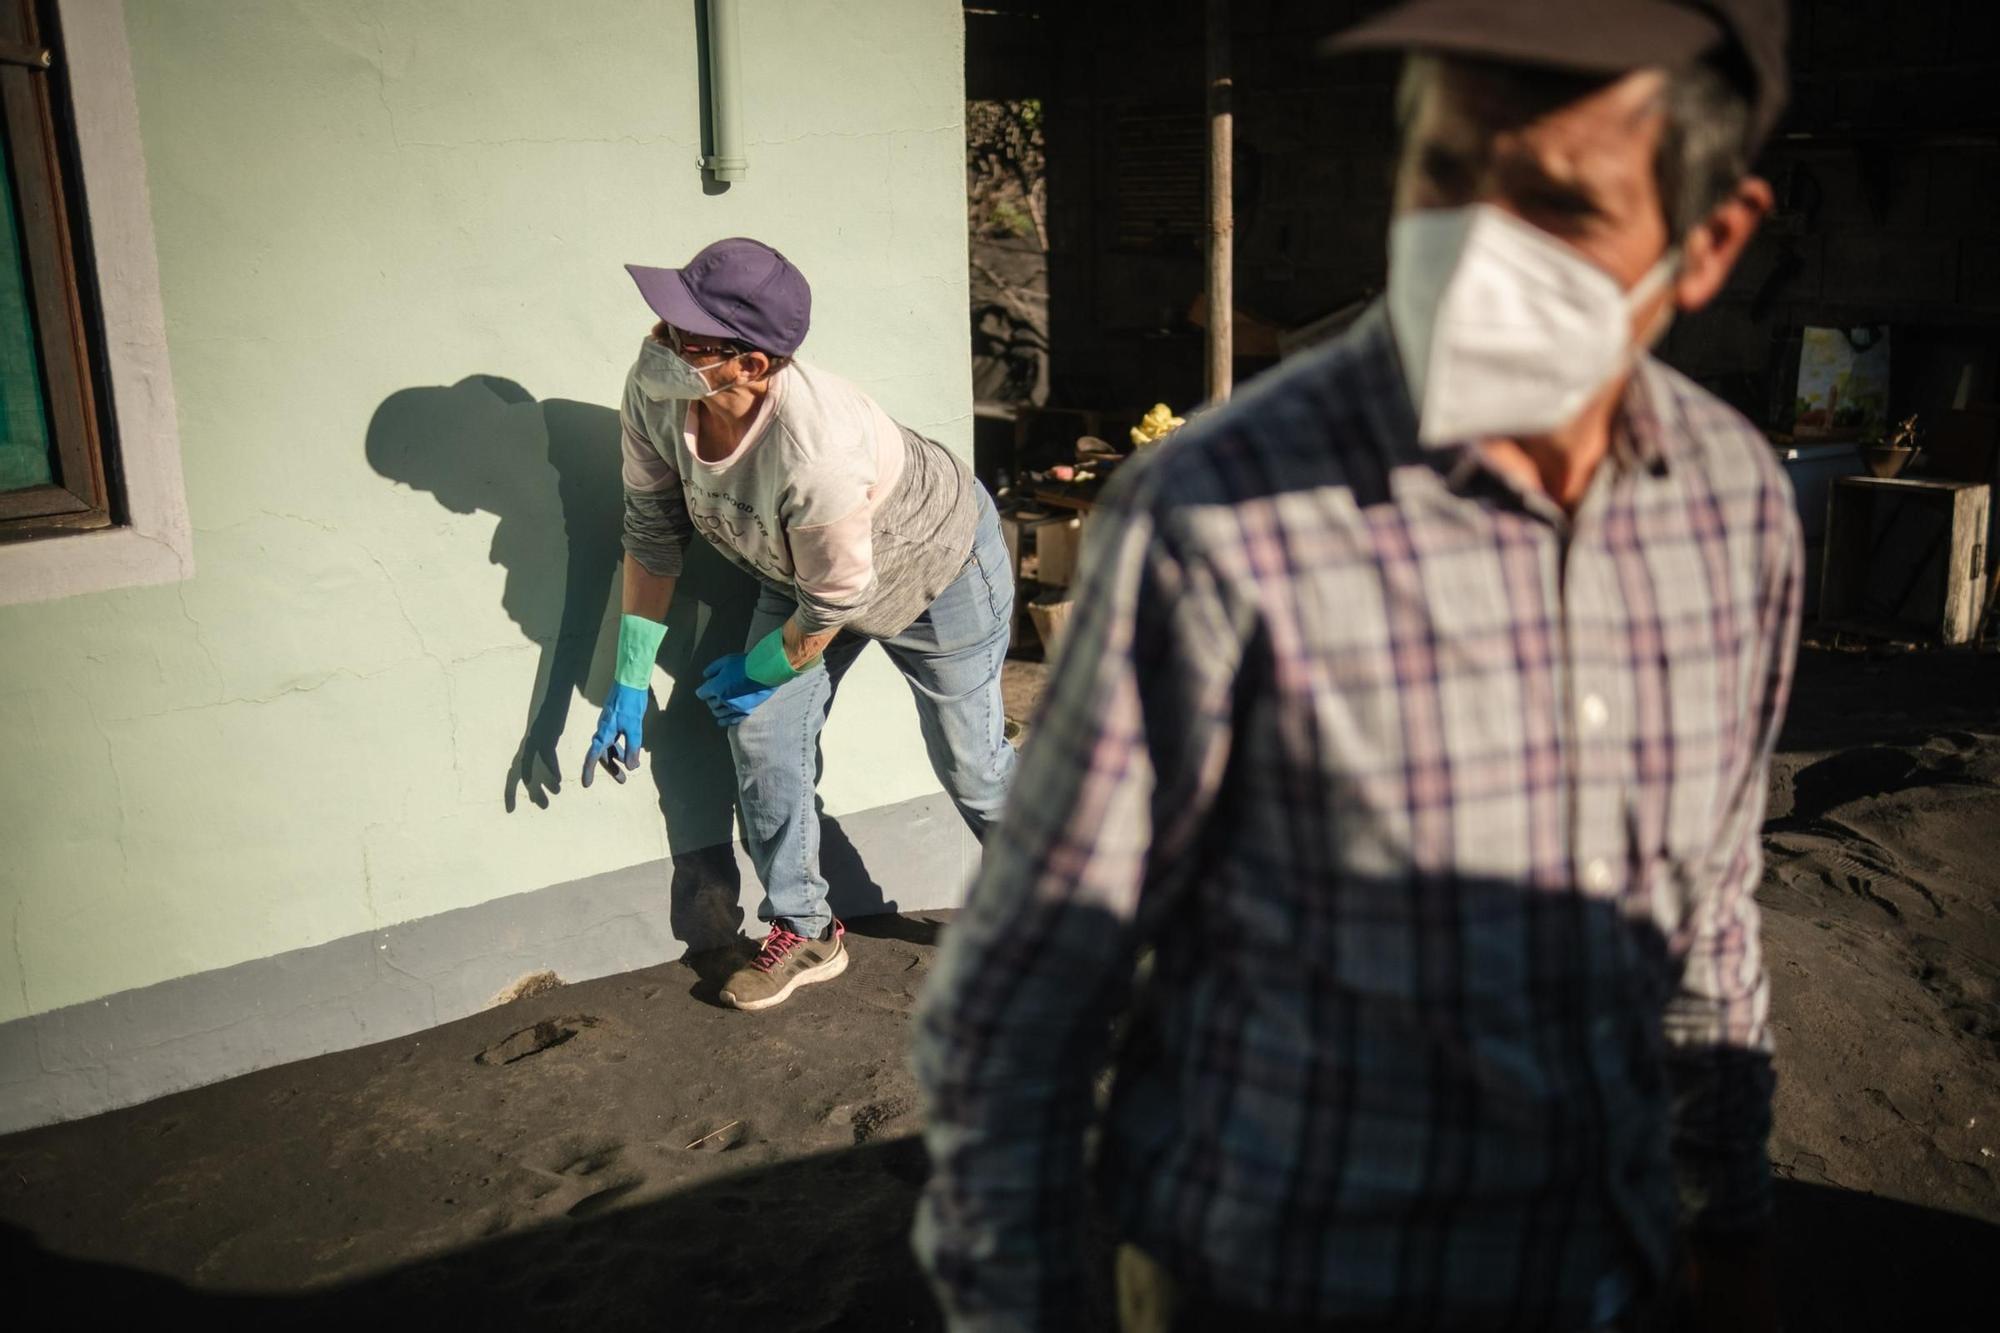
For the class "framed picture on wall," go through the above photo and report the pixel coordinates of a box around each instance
[1794,325,1891,442]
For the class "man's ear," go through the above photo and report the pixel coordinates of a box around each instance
[1673,174,1774,314]
[740,350,774,382]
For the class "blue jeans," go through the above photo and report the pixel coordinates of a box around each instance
[727,490,1017,938]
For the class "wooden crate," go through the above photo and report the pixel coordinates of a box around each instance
[1819,477,1991,644]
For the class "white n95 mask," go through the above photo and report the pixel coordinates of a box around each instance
[632,336,725,403]
[1388,204,1677,445]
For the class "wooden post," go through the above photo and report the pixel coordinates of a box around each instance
[1206,0,1232,403]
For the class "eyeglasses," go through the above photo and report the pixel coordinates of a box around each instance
[656,322,742,361]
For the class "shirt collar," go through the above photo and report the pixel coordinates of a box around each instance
[1613,358,1678,477]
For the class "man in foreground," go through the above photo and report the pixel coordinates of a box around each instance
[915,1,1799,1328]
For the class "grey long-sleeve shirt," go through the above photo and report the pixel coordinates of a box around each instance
[620,357,977,638]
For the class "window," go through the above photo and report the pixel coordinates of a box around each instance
[0,0,186,606]
[0,0,112,540]
[1111,107,1206,253]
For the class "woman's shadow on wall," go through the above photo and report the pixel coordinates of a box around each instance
[364,376,888,961]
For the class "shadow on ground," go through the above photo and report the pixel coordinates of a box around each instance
[0,1137,939,1331]
[3,1172,1991,1331]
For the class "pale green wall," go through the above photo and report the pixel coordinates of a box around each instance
[0,0,970,1021]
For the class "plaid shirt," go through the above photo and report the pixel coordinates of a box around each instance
[913,308,1802,1332]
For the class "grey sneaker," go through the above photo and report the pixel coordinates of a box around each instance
[719,920,848,1011]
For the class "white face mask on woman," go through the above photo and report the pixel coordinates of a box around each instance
[1387,203,1678,445]
[632,336,729,403]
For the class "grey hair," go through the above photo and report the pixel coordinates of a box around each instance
[1396,54,1755,240]
[1655,58,1754,237]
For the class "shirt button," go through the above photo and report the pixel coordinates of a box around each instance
[1585,858,1614,891]
[1580,693,1610,733]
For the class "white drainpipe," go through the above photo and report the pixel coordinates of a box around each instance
[702,0,748,182]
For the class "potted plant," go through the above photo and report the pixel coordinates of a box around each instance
[1862,414,1922,479]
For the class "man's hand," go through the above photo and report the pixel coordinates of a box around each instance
[1682,1232,1781,1333]
[783,617,839,671]
[582,683,648,786]
[695,653,777,727]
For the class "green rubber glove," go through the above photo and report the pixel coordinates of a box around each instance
[613,614,668,689]
[744,626,821,686]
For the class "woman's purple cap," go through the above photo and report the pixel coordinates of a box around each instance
[626,237,812,357]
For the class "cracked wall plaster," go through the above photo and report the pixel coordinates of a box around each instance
[0,0,971,1024]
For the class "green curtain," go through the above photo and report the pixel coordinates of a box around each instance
[0,128,53,493]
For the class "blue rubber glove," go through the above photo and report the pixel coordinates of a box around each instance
[695,653,777,728]
[583,614,666,788]
[582,682,648,785]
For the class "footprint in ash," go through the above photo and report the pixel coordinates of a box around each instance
[474,1014,600,1066]
[520,1133,649,1220]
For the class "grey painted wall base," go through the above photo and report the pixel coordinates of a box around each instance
[0,792,976,1135]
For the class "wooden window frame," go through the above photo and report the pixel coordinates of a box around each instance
[0,0,114,540]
